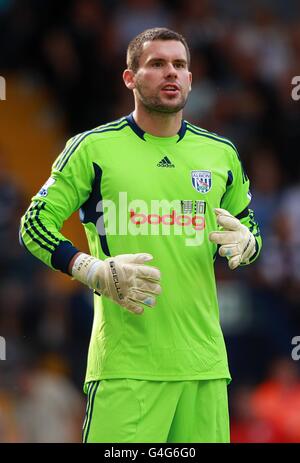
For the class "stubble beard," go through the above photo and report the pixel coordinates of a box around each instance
[134,81,188,115]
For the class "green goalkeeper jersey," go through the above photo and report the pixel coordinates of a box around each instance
[20,114,261,385]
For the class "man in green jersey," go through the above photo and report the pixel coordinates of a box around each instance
[20,27,262,443]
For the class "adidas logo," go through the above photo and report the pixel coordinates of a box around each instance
[157,156,175,168]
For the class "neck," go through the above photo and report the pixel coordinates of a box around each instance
[132,106,183,137]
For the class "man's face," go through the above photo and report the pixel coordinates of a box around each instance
[131,40,192,114]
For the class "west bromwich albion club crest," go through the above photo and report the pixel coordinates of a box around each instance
[191,170,212,194]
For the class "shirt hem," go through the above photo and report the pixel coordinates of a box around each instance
[83,372,232,392]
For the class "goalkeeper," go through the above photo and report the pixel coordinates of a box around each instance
[20,27,261,443]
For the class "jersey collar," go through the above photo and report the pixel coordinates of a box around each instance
[125,113,187,143]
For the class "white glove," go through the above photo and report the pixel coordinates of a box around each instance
[71,252,161,315]
[209,208,256,270]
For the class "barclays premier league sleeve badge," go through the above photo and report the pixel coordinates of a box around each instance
[191,170,212,194]
[38,177,56,197]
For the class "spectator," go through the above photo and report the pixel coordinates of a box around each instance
[15,354,85,443]
[252,357,300,442]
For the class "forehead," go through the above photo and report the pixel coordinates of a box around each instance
[139,40,187,65]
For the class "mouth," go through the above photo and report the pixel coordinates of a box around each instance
[161,84,179,97]
[160,83,180,96]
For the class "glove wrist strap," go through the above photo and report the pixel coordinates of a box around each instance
[241,233,256,264]
[71,253,101,287]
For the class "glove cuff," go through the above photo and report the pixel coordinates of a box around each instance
[71,253,101,288]
[241,232,256,264]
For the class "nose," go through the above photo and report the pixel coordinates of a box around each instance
[164,62,178,79]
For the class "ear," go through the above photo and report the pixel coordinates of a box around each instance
[123,69,136,90]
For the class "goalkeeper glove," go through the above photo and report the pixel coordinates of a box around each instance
[71,252,161,315]
[209,208,256,270]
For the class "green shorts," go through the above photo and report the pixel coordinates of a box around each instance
[82,378,230,443]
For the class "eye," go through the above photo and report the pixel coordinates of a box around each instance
[174,62,185,68]
[152,62,163,67]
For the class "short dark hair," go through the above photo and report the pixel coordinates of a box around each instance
[126,27,191,73]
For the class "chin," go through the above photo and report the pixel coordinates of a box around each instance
[142,96,186,114]
[159,103,185,114]
[154,99,185,113]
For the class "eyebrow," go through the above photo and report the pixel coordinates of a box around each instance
[147,57,187,65]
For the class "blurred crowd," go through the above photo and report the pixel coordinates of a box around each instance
[0,0,300,442]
